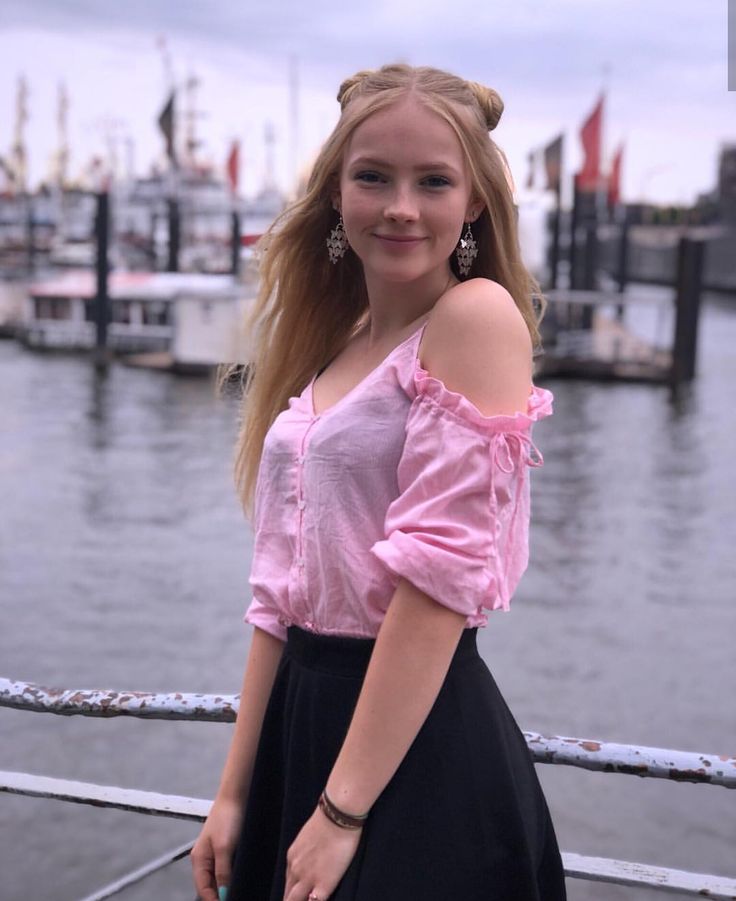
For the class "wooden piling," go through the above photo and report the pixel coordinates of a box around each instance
[25,193,35,275]
[93,191,110,370]
[166,198,179,273]
[670,237,704,386]
[231,210,241,277]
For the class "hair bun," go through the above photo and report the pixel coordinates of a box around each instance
[466,81,504,131]
[337,70,375,111]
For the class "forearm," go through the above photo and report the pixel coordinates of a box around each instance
[214,626,284,805]
[325,578,467,814]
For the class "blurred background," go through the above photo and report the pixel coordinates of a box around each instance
[1,2,734,899]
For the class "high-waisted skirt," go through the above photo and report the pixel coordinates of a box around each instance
[228,625,567,900]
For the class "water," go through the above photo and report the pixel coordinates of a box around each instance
[1,290,734,900]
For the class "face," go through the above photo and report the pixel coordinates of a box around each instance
[335,96,480,290]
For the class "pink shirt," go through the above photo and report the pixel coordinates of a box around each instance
[245,320,554,641]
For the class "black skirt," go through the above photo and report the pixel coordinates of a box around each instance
[228,626,567,900]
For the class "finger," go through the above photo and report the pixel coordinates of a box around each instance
[283,879,307,901]
[282,868,295,900]
[190,844,219,901]
[283,854,297,898]
[214,849,232,897]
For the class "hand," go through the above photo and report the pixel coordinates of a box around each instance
[284,806,362,901]
[191,796,245,901]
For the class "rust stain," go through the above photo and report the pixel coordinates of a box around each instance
[579,741,601,752]
[669,767,712,784]
[605,763,650,777]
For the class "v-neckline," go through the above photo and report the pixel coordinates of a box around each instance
[308,320,429,419]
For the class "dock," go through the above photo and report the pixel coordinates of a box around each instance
[537,289,673,383]
[537,234,707,386]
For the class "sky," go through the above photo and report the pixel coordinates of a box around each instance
[1,0,734,207]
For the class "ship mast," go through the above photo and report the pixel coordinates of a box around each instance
[263,121,277,192]
[12,75,29,193]
[55,81,69,190]
[184,72,202,171]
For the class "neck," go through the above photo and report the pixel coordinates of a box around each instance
[362,265,458,345]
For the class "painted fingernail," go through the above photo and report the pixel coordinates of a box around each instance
[218,887,228,901]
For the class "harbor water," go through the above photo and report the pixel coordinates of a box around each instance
[1,289,734,900]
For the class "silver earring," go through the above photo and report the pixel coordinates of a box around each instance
[326,214,349,264]
[455,222,478,277]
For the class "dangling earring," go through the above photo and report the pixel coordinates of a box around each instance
[326,214,349,264]
[455,222,478,277]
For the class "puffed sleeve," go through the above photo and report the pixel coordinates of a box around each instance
[244,587,288,642]
[369,363,553,622]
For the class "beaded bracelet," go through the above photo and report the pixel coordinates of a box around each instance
[318,789,370,830]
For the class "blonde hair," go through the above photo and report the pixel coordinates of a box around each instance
[226,63,546,519]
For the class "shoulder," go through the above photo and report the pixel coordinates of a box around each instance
[419,278,533,417]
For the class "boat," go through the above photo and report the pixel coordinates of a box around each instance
[17,268,254,365]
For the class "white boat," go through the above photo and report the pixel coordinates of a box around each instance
[18,268,255,366]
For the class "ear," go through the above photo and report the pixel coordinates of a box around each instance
[331,189,342,214]
[466,198,484,223]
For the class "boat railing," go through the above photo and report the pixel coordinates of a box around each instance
[2,676,734,900]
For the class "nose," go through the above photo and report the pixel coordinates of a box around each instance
[383,182,419,222]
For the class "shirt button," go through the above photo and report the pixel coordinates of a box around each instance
[297,499,306,510]
[297,454,306,464]
[297,556,306,567]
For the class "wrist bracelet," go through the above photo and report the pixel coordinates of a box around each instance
[318,789,369,830]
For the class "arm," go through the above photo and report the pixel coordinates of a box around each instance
[191,627,284,901]
[325,576,466,813]
[284,279,534,901]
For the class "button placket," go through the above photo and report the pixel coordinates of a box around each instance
[293,417,318,615]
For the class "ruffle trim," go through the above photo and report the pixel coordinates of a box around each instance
[414,363,554,435]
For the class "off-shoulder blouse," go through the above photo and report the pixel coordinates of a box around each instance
[244,320,554,641]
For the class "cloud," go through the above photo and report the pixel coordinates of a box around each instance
[1,0,733,203]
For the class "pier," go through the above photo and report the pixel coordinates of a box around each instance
[537,228,713,388]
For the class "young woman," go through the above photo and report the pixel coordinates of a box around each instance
[191,63,566,901]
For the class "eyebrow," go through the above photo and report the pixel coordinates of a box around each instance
[347,156,460,173]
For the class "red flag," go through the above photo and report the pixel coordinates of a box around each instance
[607,142,624,208]
[227,140,240,194]
[576,93,604,192]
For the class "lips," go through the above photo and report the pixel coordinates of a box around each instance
[374,234,425,243]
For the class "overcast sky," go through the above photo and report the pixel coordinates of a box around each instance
[1,0,734,205]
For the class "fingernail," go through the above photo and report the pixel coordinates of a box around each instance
[218,888,228,901]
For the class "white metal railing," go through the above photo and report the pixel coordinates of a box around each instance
[2,676,735,899]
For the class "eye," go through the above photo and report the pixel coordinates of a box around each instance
[422,175,451,188]
[354,171,384,184]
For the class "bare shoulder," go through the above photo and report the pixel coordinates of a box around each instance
[420,278,533,417]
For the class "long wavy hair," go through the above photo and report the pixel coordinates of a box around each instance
[226,63,546,519]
